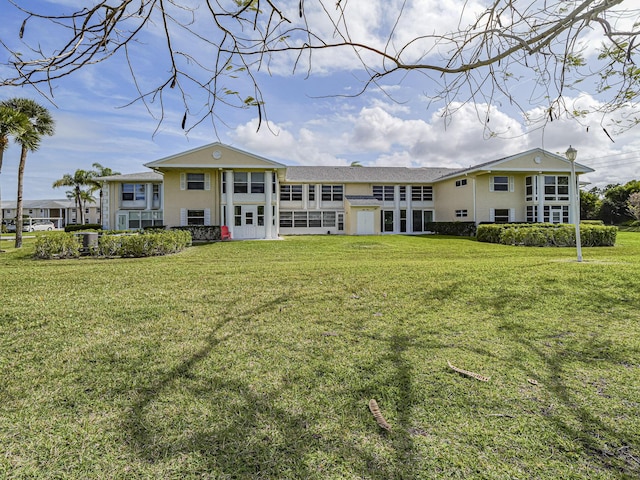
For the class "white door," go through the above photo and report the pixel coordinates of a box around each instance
[356,210,375,235]
[234,205,266,239]
[117,214,127,230]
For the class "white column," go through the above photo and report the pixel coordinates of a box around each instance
[225,170,234,236]
[537,174,545,222]
[394,185,401,232]
[265,171,273,239]
[146,183,152,210]
[406,186,413,232]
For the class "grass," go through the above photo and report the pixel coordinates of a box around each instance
[1,233,640,479]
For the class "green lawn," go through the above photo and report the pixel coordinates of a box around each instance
[1,233,639,479]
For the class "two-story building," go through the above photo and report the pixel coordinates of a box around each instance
[98,143,594,238]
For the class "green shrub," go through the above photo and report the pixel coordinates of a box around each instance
[64,223,102,232]
[97,235,123,257]
[423,222,476,236]
[98,230,193,258]
[477,223,617,247]
[171,225,220,241]
[34,232,81,259]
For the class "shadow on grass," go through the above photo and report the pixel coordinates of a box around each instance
[118,294,423,478]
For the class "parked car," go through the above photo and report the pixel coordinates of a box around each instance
[26,221,55,232]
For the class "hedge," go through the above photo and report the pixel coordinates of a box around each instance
[424,222,477,236]
[171,225,221,242]
[34,230,192,259]
[64,223,103,232]
[476,223,617,247]
[34,232,81,259]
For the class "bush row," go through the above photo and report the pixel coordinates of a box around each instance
[34,230,192,259]
[476,223,617,247]
[171,225,221,241]
[64,223,103,232]
[424,222,477,236]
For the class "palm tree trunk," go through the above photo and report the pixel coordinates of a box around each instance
[15,146,27,248]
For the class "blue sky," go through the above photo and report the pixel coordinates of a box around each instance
[1,0,640,201]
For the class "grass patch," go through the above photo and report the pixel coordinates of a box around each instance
[1,234,640,479]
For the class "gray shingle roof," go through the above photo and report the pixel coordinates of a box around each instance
[284,166,460,183]
[96,171,163,182]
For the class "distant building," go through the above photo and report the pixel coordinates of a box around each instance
[1,199,100,228]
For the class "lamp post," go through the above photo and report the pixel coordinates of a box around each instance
[565,145,582,262]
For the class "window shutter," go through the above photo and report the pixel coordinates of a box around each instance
[204,208,211,225]
[180,173,186,190]
[180,208,187,226]
[509,176,515,192]
[490,208,495,222]
[489,179,494,192]
[509,208,515,222]
[205,173,211,191]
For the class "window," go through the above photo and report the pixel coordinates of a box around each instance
[527,205,538,222]
[280,184,303,201]
[411,186,433,201]
[455,209,468,217]
[122,183,145,201]
[399,187,406,201]
[250,172,265,193]
[493,209,510,223]
[309,211,322,227]
[308,185,316,202]
[234,206,242,226]
[382,211,394,232]
[187,173,205,190]
[373,185,395,201]
[491,176,509,192]
[245,210,254,225]
[279,211,339,228]
[187,209,206,225]
[129,211,141,229]
[234,172,248,193]
[280,211,293,228]
[321,185,343,201]
[257,206,265,226]
[222,172,227,194]
[456,179,467,187]
[544,176,569,201]
[412,210,434,232]
[525,176,535,201]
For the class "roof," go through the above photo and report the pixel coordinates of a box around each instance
[436,148,594,181]
[285,166,460,183]
[1,199,77,209]
[345,195,382,207]
[96,171,163,182]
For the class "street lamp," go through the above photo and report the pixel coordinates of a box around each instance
[565,145,582,262]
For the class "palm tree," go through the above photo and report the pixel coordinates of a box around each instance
[1,98,55,248]
[0,106,30,244]
[52,169,96,225]
[90,162,120,225]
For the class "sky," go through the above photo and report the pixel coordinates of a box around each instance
[1,0,640,201]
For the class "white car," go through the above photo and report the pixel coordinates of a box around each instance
[24,221,56,232]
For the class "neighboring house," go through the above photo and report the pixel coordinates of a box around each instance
[98,143,594,239]
[96,172,164,230]
[1,199,100,228]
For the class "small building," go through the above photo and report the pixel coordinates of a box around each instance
[1,198,100,228]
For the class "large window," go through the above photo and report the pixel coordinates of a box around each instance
[122,183,145,201]
[373,185,395,201]
[280,184,303,201]
[493,209,510,223]
[187,173,205,190]
[412,210,434,232]
[491,176,510,192]
[544,205,569,223]
[411,186,433,201]
[544,175,569,201]
[527,205,538,222]
[187,209,205,225]
[250,172,265,193]
[525,176,536,201]
[234,172,248,193]
[321,185,343,201]
[308,185,316,202]
[279,211,338,228]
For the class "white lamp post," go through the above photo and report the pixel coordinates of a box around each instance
[565,145,582,262]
